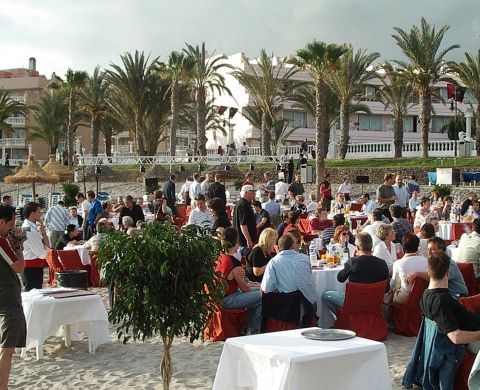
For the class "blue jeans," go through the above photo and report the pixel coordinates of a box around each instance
[222,287,262,331]
[322,291,346,318]
[239,246,250,258]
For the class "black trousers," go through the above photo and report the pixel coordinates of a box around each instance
[23,267,44,291]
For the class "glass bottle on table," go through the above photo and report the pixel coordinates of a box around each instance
[342,241,350,264]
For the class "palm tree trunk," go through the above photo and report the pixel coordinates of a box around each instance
[338,101,350,159]
[315,76,326,199]
[91,116,101,157]
[261,112,272,156]
[196,89,207,156]
[67,93,75,170]
[105,137,112,157]
[419,92,431,158]
[169,82,180,173]
[135,115,145,156]
[393,115,404,157]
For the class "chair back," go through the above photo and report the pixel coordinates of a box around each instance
[57,249,86,271]
[457,262,478,296]
[298,219,309,234]
[177,206,187,219]
[350,202,362,212]
[342,280,387,313]
[404,278,429,307]
[45,249,63,286]
[89,250,105,287]
[453,223,473,240]
[460,294,480,313]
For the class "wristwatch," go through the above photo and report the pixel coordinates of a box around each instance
[14,246,24,251]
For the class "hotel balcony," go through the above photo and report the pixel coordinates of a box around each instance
[5,117,25,126]
[0,138,26,147]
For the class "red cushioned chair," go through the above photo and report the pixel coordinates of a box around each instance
[457,262,479,296]
[203,306,247,342]
[89,250,106,287]
[45,249,63,286]
[454,294,480,390]
[350,202,362,212]
[334,280,388,341]
[453,222,473,240]
[389,278,429,337]
[57,249,91,286]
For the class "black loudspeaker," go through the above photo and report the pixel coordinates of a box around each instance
[143,177,158,187]
[355,176,369,184]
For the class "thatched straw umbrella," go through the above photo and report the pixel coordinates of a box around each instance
[5,155,59,200]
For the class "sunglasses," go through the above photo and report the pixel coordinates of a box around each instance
[341,232,349,236]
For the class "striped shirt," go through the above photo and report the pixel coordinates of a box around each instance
[186,207,215,231]
[45,205,70,232]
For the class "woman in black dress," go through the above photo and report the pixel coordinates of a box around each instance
[245,227,278,283]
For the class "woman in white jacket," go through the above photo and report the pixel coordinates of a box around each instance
[373,224,397,274]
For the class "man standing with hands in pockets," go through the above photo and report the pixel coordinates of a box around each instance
[0,204,27,389]
[376,173,397,222]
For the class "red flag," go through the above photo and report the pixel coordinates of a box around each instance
[218,106,227,115]
[447,84,455,100]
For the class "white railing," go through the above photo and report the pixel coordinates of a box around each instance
[0,138,25,146]
[5,117,25,125]
[9,96,25,103]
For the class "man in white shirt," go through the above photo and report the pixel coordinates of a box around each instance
[189,173,202,208]
[186,194,215,231]
[456,218,480,282]
[76,192,90,240]
[200,172,214,199]
[240,142,248,156]
[393,174,409,218]
[363,209,386,248]
[409,190,421,213]
[44,200,70,247]
[361,193,377,214]
[275,177,289,200]
[306,192,319,213]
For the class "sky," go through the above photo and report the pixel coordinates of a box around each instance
[1,0,479,78]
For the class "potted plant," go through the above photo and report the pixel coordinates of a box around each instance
[99,222,224,390]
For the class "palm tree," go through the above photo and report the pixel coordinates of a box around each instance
[49,69,88,169]
[184,42,232,155]
[376,62,415,157]
[106,51,157,156]
[80,66,109,156]
[155,51,195,163]
[26,90,68,154]
[289,82,371,157]
[101,113,126,157]
[0,87,26,132]
[231,50,299,155]
[289,40,347,194]
[327,46,380,159]
[392,17,459,157]
[449,50,480,155]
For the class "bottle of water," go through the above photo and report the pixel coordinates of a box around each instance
[309,241,317,266]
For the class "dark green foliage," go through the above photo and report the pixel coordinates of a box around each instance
[232,179,243,190]
[432,184,451,198]
[62,182,80,207]
[145,184,160,195]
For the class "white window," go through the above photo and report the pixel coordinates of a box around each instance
[358,115,383,131]
[283,111,307,128]
[431,117,449,133]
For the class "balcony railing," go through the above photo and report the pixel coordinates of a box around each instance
[5,117,25,125]
[0,138,25,146]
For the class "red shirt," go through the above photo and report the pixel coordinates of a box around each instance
[215,253,240,296]
[319,180,332,200]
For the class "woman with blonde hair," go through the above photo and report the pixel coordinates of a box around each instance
[246,228,278,282]
[373,224,397,272]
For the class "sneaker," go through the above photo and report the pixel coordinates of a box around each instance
[245,327,259,336]
[240,327,249,336]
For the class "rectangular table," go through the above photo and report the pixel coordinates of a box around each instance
[312,266,346,328]
[21,289,110,360]
[212,328,392,390]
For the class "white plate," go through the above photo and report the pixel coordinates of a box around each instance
[301,328,356,341]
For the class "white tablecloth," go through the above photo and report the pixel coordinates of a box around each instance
[64,244,90,265]
[312,266,346,328]
[21,289,110,359]
[446,244,460,261]
[438,221,453,240]
[212,327,391,390]
[108,214,155,230]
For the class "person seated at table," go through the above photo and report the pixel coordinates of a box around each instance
[322,233,390,317]
[418,223,436,258]
[118,195,145,231]
[101,201,114,219]
[276,210,289,237]
[246,228,278,283]
[308,208,332,235]
[333,225,356,255]
[363,209,386,248]
[290,195,307,214]
[263,191,281,224]
[84,221,109,251]
[322,214,355,246]
[390,204,413,245]
[372,224,398,274]
[440,196,453,220]
[472,200,480,219]
[136,197,150,213]
[208,197,231,235]
[402,252,480,389]
[261,234,318,308]
[361,193,377,214]
[112,196,125,213]
[461,192,478,216]
[359,207,390,229]
[402,237,468,300]
[408,190,421,214]
[215,227,262,335]
[386,233,428,304]
[122,216,140,237]
[414,197,440,228]
[430,191,441,204]
[69,207,83,230]
[283,211,316,242]
[55,224,84,250]
[305,192,319,213]
[456,218,480,283]
[331,193,346,214]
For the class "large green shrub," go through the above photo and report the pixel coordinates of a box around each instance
[61,182,80,207]
[98,222,224,389]
[432,184,451,199]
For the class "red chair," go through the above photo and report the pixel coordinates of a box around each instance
[389,278,429,337]
[457,262,479,296]
[334,280,388,341]
[57,249,91,285]
[45,249,63,286]
[350,202,362,212]
[455,294,480,390]
[203,306,247,342]
[297,219,309,234]
[453,222,473,240]
[177,206,187,219]
[89,250,106,287]
[299,213,308,219]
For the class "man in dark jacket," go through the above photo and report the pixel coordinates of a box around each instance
[163,174,178,217]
